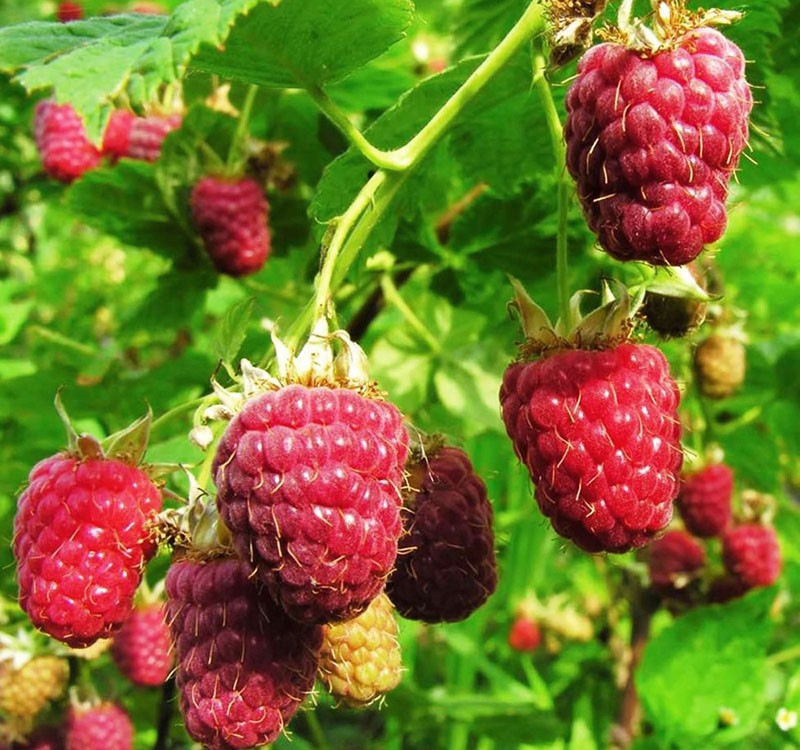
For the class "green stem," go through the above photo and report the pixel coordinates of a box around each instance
[304,711,332,750]
[308,1,544,172]
[227,84,258,170]
[381,273,442,353]
[397,1,544,167]
[769,644,800,666]
[290,0,546,348]
[150,396,207,434]
[533,52,571,329]
[308,86,406,171]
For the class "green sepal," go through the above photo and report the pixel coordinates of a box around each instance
[101,407,153,466]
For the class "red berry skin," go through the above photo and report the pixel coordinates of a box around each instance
[213,385,409,624]
[190,176,271,277]
[65,704,132,750]
[101,111,136,162]
[386,447,497,623]
[500,343,683,553]
[508,616,541,653]
[677,463,733,537]
[722,524,781,589]
[57,2,83,21]
[13,455,163,647]
[648,529,705,591]
[34,101,101,183]
[165,558,322,750]
[125,114,182,162]
[111,603,173,687]
[564,28,752,265]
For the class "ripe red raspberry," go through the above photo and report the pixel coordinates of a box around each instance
[647,529,706,592]
[214,384,408,624]
[65,703,132,750]
[722,524,781,589]
[386,446,497,622]
[508,615,541,653]
[14,455,162,647]
[111,603,173,687]
[677,462,733,537]
[190,176,271,276]
[500,343,683,552]
[125,114,182,162]
[57,2,83,21]
[100,110,135,162]
[165,557,322,750]
[564,27,752,265]
[33,101,101,183]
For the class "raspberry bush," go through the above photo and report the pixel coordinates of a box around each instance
[1,1,799,748]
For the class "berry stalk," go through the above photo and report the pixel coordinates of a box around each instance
[532,52,572,330]
[289,0,548,350]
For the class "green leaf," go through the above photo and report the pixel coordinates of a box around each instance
[67,161,192,259]
[0,0,259,139]
[214,297,254,366]
[311,53,534,224]
[192,0,414,89]
[637,588,776,746]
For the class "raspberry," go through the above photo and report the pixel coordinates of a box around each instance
[564,28,752,265]
[165,557,322,750]
[214,384,409,624]
[125,114,182,162]
[100,111,135,162]
[64,703,132,750]
[677,462,733,537]
[500,342,683,552]
[386,446,497,623]
[319,592,402,706]
[647,529,706,592]
[14,454,163,647]
[56,2,83,21]
[693,332,746,399]
[707,574,748,604]
[190,176,271,276]
[0,657,68,720]
[12,725,64,750]
[722,524,781,589]
[33,101,101,183]
[111,603,173,687]
[508,615,541,653]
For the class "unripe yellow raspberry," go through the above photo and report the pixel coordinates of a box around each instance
[319,593,402,706]
[0,655,69,719]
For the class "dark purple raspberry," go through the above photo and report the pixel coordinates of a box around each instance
[722,524,781,589]
[500,343,683,552]
[677,462,733,537]
[564,28,752,265]
[386,447,497,622]
[190,176,271,276]
[165,557,322,750]
[648,529,705,592]
[213,385,409,624]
